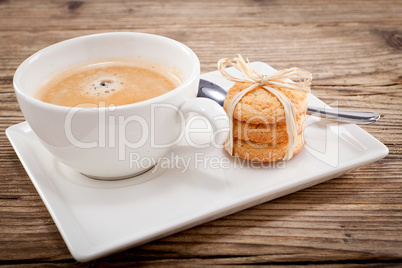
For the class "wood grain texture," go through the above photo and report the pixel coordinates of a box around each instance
[0,0,401,266]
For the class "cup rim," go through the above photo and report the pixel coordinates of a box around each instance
[13,32,200,111]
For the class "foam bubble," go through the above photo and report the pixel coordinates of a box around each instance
[83,76,123,97]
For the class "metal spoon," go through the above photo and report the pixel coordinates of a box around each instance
[198,79,380,124]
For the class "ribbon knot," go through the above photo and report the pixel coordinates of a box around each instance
[260,74,270,86]
[217,55,312,161]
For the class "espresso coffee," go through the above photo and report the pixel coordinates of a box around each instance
[35,58,181,107]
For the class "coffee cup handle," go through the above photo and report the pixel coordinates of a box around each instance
[180,97,229,145]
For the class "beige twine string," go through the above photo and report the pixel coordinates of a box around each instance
[218,55,312,160]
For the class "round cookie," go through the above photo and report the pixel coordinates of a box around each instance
[233,114,305,144]
[224,82,308,124]
[232,133,305,162]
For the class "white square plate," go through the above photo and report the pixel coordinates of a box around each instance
[6,62,388,262]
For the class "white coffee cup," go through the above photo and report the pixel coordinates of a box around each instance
[14,32,229,179]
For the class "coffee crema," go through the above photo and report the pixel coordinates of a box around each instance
[35,58,182,108]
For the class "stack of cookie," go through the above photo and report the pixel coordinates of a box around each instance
[224,82,307,162]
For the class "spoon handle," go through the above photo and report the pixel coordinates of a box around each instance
[307,106,380,124]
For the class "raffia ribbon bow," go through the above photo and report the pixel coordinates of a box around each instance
[218,55,312,160]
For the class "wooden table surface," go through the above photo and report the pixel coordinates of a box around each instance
[1,0,401,267]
